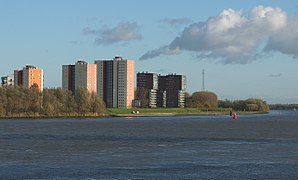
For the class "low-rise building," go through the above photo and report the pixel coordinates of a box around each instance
[1,74,14,87]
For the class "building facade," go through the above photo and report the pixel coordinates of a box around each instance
[1,74,14,87]
[14,65,43,92]
[158,74,186,108]
[95,56,134,108]
[62,64,75,92]
[136,72,186,108]
[75,61,97,93]
[136,72,158,108]
[62,60,97,94]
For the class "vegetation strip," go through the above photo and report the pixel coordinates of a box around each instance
[0,86,270,118]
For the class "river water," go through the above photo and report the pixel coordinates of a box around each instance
[1,111,298,179]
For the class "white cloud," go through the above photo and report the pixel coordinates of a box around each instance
[264,14,298,57]
[250,6,287,31]
[83,22,142,45]
[140,6,289,64]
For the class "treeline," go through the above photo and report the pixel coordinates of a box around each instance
[269,104,298,110]
[185,91,269,112]
[219,98,270,112]
[0,85,105,117]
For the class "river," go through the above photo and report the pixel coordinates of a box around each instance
[1,110,298,179]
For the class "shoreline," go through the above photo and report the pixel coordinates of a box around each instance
[0,111,268,119]
[109,111,268,117]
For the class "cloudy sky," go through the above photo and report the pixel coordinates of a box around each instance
[1,0,298,103]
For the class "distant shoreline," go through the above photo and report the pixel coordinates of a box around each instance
[109,111,268,117]
[0,110,268,119]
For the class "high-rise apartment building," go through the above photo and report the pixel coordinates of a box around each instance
[158,74,186,108]
[62,64,75,92]
[136,72,158,108]
[95,56,134,108]
[136,72,186,108]
[75,61,97,93]
[14,65,43,92]
[62,60,97,93]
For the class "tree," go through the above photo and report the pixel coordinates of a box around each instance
[42,88,77,116]
[0,86,107,117]
[218,98,269,112]
[0,87,7,116]
[218,99,233,109]
[64,90,77,114]
[42,88,57,116]
[75,88,91,115]
[186,91,218,108]
[6,86,24,115]
[28,84,42,114]
[137,88,149,107]
[90,92,105,114]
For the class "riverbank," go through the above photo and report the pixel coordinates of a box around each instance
[106,108,268,117]
[0,108,268,119]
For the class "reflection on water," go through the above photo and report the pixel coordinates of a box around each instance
[1,110,298,179]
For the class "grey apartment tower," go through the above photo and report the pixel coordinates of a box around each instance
[95,56,134,108]
[62,60,97,94]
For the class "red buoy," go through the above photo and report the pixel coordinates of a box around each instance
[233,113,237,119]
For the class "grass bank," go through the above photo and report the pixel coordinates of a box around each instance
[0,108,268,119]
[105,108,233,117]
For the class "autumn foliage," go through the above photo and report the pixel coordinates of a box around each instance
[0,86,105,117]
[186,91,218,108]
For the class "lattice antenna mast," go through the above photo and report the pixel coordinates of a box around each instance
[202,69,205,91]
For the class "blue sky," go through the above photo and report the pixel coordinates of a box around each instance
[1,0,298,104]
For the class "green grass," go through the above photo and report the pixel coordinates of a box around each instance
[106,108,231,115]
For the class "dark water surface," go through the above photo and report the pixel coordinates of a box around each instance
[1,111,298,179]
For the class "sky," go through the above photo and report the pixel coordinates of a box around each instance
[1,0,298,104]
